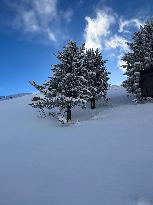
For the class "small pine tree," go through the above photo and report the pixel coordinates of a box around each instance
[122,18,153,100]
[30,41,87,122]
[83,48,109,109]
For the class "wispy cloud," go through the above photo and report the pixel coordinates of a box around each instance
[104,35,129,72]
[83,6,145,72]
[3,0,73,42]
[119,18,144,33]
[84,8,116,50]
[105,35,128,51]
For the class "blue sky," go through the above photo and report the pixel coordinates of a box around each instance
[0,0,153,95]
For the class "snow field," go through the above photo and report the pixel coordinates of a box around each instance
[0,86,153,205]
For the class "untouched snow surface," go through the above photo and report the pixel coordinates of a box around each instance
[0,86,153,205]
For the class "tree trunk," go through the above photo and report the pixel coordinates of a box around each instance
[91,97,96,109]
[67,104,71,122]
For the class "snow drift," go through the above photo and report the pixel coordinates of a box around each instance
[0,86,153,205]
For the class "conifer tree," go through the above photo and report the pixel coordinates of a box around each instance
[83,48,109,109]
[30,41,87,123]
[122,18,153,100]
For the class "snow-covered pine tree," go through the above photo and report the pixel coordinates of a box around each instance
[30,41,88,123]
[47,41,89,121]
[122,18,153,100]
[83,48,109,109]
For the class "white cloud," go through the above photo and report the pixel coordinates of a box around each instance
[119,18,144,33]
[45,28,57,42]
[83,6,145,74]
[62,9,73,23]
[21,11,39,33]
[5,0,72,42]
[105,35,129,72]
[33,0,57,17]
[84,9,116,50]
[105,35,128,51]
[14,0,57,41]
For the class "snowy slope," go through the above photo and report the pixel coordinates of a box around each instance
[0,86,153,205]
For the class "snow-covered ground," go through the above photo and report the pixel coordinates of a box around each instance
[0,86,153,205]
[0,93,32,101]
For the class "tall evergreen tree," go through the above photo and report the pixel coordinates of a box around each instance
[122,18,153,100]
[83,48,109,109]
[30,41,87,122]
